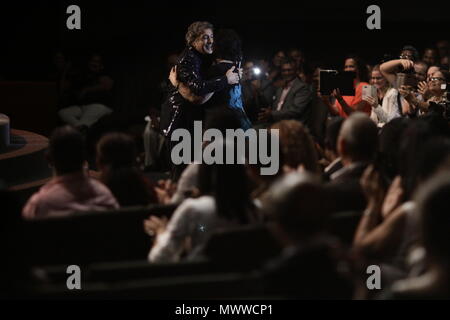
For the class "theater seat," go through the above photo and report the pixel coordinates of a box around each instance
[22,204,178,266]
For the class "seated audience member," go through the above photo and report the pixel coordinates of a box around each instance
[321,55,371,118]
[378,117,410,181]
[257,58,313,127]
[256,172,352,299]
[422,47,438,67]
[96,132,157,207]
[364,65,403,127]
[381,172,450,299]
[353,131,450,293]
[399,70,449,115]
[22,126,118,219]
[270,120,320,174]
[325,113,379,212]
[144,140,257,263]
[58,53,114,131]
[322,117,345,181]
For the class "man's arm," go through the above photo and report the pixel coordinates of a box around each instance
[178,83,214,105]
[380,59,414,86]
[177,52,238,96]
[271,82,313,122]
[169,66,214,105]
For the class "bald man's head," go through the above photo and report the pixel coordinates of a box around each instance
[338,113,378,164]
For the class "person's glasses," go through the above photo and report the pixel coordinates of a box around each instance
[429,77,445,82]
[371,77,383,80]
[399,55,413,60]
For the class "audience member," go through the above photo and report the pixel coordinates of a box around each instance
[145,138,257,263]
[96,132,158,207]
[270,120,320,174]
[58,53,115,132]
[257,58,313,127]
[365,65,403,126]
[257,172,352,299]
[322,55,371,118]
[325,113,378,212]
[22,126,118,219]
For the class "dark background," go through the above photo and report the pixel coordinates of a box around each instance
[1,0,449,109]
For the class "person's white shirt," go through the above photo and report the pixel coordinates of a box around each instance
[148,195,237,263]
[370,87,401,127]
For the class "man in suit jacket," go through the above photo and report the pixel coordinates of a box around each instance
[324,113,379,213]
[257,58,313,126]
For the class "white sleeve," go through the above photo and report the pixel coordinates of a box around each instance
[148,199,196,263]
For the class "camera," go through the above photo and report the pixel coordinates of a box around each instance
[252,67,262,79]
[319,69,355,96]
[396,72,417,89]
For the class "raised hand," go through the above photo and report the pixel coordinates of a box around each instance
[226,66,240,85]
[399,59,414,71]
[168,66,178,87]
[143,215,169,237]
[363,95,378,108]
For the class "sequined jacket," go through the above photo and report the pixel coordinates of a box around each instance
[162,46,228,136]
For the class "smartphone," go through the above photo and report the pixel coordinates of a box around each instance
[362,84,377,101]
[396,73,417,89]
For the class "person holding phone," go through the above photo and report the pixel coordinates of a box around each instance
[363,65,404,127]
[321,55,371,118]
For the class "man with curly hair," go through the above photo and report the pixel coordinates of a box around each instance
[163,21,240,180]
[163,21,240,137]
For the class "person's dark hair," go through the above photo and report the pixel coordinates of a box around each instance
[416,172,450,263]
[197,148,253,225]
[47,125,85,174]
[213,29,242,62]
[270,120,320,174]
[324,117,345,155]
[263,172,328,241]
[199,109,254,224]
[401,45,420,61]
[344,54,370,83]
[96,132,136,169]
[96,133,157,206]
[378,117,410,180]
[398,116,449,200]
